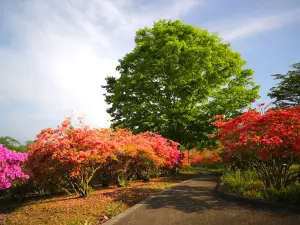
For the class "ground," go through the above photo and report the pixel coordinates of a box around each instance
[105,172,300,225]
[0,173,199,225]
[1,172,300,225]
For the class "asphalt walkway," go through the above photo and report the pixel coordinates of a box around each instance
[104,172,300,225]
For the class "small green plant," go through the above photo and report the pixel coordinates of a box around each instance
[117,174,131,187]
[68,219,91,225]
[83,220,91,225]
[118,179,131,187]
[106,201,124,217]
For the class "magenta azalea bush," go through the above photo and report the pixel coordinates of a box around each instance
[0,144,29,190]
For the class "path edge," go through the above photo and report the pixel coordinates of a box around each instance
[102,177,200,225]
[215,177,300,213]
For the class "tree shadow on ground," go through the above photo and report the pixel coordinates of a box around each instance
[0,174,195,215]
[141,173,300,217]
[0,193,77,214]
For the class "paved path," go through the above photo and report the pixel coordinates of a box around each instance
[105,172,300,225]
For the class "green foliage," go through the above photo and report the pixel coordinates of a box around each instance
[268,62,300,108]
[0,136,31,152]
[221,170,300,205]
[180,164,193,172]
[0,136,21,151]
[265,184,300,204]
[117,174,131,187]
[106,201,125,217]
[103,19,259,149]
[221,170,263,198]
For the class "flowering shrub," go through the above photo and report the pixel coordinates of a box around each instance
[212,106,300,189]
[180,149,201,167]
[98,129,181,185]
[191,149,222,168]
[0,145,29,190]
[179,147,222,168]
[28,118,181,196]
[27,118,117,197]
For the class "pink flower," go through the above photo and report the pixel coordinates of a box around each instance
[0,145,29,190]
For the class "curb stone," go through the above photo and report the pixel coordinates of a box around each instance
[215,178,300,214]
[102,178,200,225]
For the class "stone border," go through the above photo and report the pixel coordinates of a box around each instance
[215,178,300,213]
[102,178,199,225]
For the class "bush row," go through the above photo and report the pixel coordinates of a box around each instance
[0,118,182,198]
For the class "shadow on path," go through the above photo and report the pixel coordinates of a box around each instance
[109,173,300,225]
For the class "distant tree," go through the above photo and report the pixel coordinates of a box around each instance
[0,136,30,152]
[0,136,21,151]
[102,20,260,149]
[268,62,300,108]
[25,140,33,148]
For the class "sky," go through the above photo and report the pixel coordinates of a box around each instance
[0,0,300,143]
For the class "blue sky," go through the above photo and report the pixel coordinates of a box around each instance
[0,0,299,143]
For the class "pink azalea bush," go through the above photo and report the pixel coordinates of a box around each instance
[0,144,29,190]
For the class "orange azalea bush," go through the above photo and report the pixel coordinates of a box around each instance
[194,148,222,168]
[27,118,117,196]
[179,149,200,168]
[27,118,181,196]
[180,147,222,168]
[98,130,181,185]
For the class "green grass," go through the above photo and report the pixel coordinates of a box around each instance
[192,166,225,173]
[179,170,199,175]
[179,165,225,175]
[190,166,226,173]
[221,169,300,205]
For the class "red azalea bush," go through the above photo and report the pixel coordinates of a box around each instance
[27,118,181,196]
[212,106,300,190]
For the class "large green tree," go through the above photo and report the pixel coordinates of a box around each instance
[103,20,259,149]
[268,62,300,108]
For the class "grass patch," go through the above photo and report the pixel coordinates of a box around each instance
[191,166,225,174]
[221,170,300,205]
[179,170,199,175]
[105,201,125,217]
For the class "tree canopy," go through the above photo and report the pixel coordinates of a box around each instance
[0,136,31,152]
[102,20,260,149]
[268,62,300,108]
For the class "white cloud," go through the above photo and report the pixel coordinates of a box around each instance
[0,0,201,141]
[210,8,300,41]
